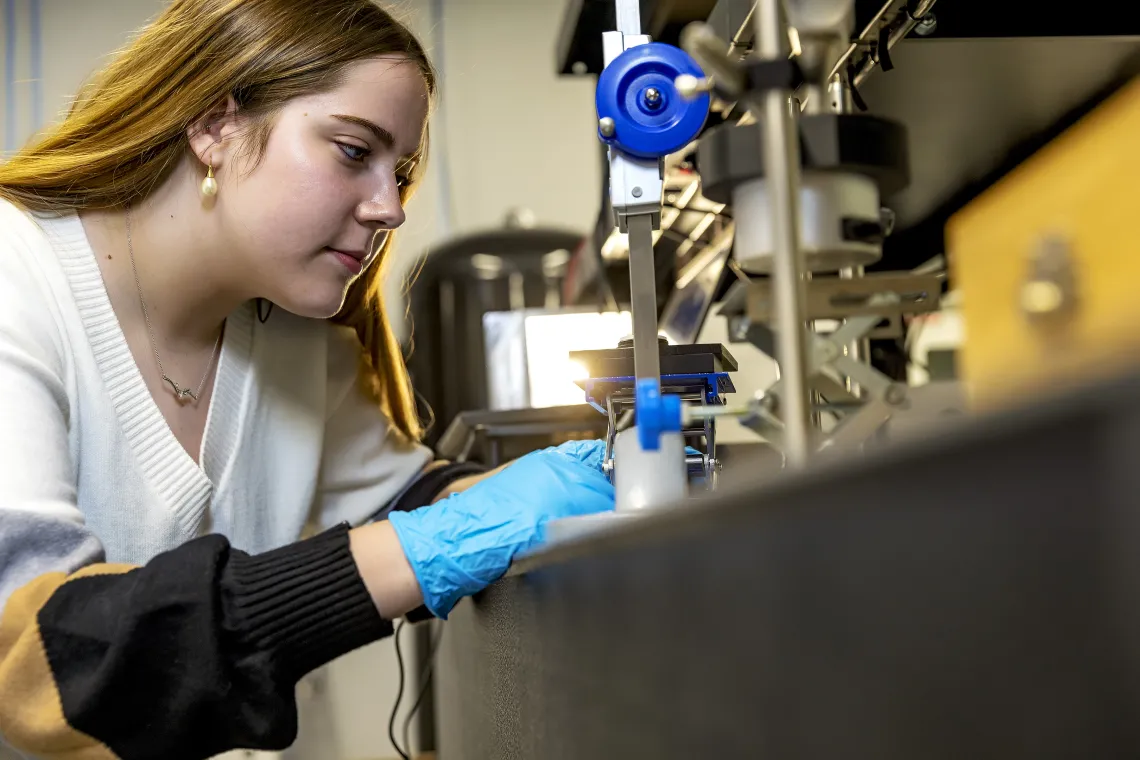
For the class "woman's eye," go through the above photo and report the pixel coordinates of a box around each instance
[396,173,411,188]
[337,142,370,162]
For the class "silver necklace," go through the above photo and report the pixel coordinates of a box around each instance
[125,204,223,405]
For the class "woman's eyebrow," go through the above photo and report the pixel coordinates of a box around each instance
[331,114,395,149]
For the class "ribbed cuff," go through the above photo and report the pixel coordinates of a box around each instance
[225,524,391,681]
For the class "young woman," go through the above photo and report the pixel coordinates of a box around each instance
[0,1,614,757]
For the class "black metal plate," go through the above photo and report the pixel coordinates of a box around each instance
[570,342,739,379]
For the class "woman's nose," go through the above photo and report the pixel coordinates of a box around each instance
[357,190,406,230]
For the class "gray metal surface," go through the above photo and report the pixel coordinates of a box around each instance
[627,214,663,385]
[436,371,1140,759]
[614,0,641,36]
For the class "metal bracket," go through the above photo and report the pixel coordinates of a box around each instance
[748,293,908,453]
[601,376,728,486]
[747,272,942,328]
[602,30,664,231]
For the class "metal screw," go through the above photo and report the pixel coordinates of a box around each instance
[599,117,616,137]
[730,316,749,341]
[879,207,897,238]
[571,61,588,75]
[632,186,643,198]
[1021,280,1065,316]
[1022,235,1077,324]
[884,384,907,406]
[674,74,713,101]
[645,87,661,104]
[914,12,937,36]
[819,342,839,362]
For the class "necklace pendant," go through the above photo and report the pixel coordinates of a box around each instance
[163,376,198,404]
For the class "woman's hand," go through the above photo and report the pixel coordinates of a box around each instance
[387,439,615,618]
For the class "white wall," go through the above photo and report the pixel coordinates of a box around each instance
[387,0,600,336]
[1,1,599,758]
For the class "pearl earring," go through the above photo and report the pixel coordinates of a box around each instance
[200,163,218,198]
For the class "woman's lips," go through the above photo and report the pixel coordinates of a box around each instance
[326,248,365,275]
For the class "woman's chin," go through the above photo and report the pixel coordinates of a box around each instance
[267,287,349,321]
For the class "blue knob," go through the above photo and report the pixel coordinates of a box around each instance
[635,378,682,451]
[596,42,711,160]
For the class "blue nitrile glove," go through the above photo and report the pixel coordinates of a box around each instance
[388,439,615,618]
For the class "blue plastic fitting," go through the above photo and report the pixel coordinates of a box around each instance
[635,378,682,451]
[596,42,711,160]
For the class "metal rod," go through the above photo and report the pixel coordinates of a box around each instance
[681,22,748,97]
[615,0,641,36]
[806,272,822,428]
[828,0,897,80]
[852,0,939,87]
[828,76,854,113]
[756,0,811,467]
[839,265,869,398]
[730,4,756,54]
[627,213,662,385]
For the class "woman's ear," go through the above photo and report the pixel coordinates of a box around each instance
[186,94,241,170]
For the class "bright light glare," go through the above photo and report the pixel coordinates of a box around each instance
[524,311,632,407]
[565,359,590,381]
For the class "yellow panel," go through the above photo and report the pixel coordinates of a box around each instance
[947,75,1140,411]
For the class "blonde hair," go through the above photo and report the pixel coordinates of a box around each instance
[0,0,435,440]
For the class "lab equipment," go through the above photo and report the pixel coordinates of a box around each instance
[432,2,1140,757]
[388,439,614,618]
[584,0,948,508]
[572,340,737,487]
[586,0,713,512]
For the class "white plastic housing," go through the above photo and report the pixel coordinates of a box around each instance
[613,428,687,512]
[732,172,882,273]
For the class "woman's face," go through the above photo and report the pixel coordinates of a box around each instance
[219,56,430,318]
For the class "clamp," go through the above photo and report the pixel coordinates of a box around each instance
[633,378,682,452]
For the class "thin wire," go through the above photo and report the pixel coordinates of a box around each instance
[388,621,410,760]
[402,622,445,756]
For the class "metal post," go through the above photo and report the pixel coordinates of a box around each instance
[805,272,823,427]
[828,75,854,113]
[755,0,811,467]
[627,214,662,385]
[839,265,869,397]
[614,0,641,36]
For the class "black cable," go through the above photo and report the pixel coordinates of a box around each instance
[876,25,894,71]
[388,621,410,760]
[401,622,446,756]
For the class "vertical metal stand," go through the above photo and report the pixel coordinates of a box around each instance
[833,75,868,400]
[627,214,662,386]
[755,0,812,467]
[839,265,869,398]
[615,0,641,35]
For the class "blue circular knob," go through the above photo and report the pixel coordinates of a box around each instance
[596,42,711,160]
[635,378,682,451]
